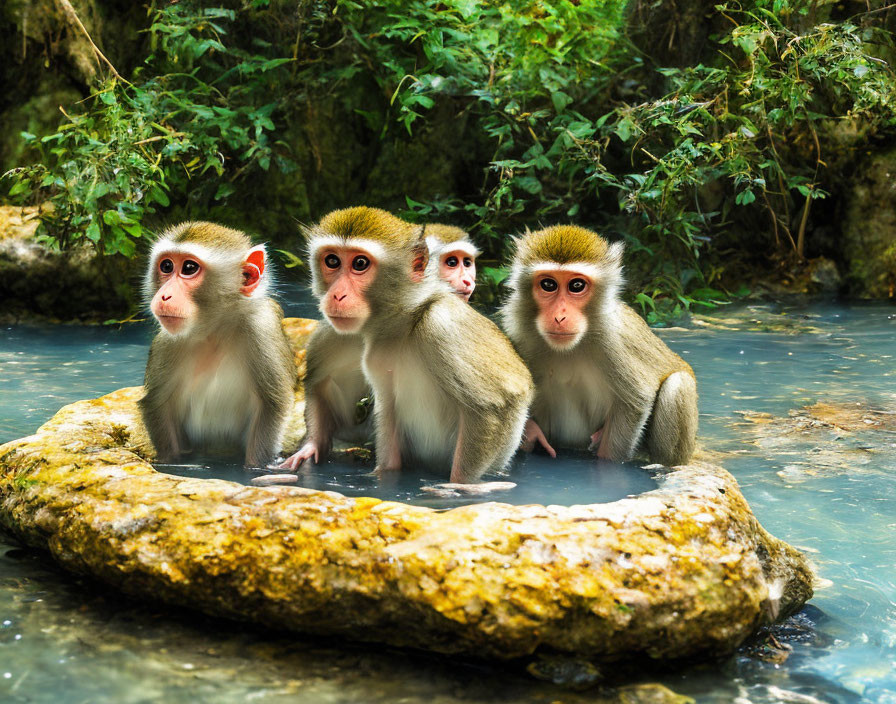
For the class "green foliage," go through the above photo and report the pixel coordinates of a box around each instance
[4,0,896,319]
[3,3,291,255]
[331,0,896,317]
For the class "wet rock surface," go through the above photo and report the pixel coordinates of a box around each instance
[0,318,813,663]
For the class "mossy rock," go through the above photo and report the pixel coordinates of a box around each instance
[0,318,814,662]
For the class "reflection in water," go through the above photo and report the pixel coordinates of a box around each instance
[157,451,657,509]
[2,300,896,702]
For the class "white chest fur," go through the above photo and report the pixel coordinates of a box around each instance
[532,354,611,448]
[368,344,457,464]
[175,346,258,448]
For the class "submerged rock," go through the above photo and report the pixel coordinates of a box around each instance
[0,318,814,662]
[732,401,896,480]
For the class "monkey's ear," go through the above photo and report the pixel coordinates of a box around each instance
[606,241,624,269]
[410,240,429,283]
[241,245,267,296]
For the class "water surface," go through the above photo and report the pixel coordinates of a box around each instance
[1,298,895,702]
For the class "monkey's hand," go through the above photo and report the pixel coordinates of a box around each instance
[278,441,318,470]
[522,419,557,458]
[588,427,604,453]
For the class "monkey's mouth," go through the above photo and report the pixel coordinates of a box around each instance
[157,315,187,333]
[327,315,364,332]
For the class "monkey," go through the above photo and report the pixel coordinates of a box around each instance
[139,222,296,468]
[424,223,480,301]
[281,206,532,484]
[279,220,483,470]
[500,225,698,467]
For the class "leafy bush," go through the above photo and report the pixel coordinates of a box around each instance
[4,2,291,255]
[4,0,896,320]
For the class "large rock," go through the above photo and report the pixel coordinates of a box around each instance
[0,318,814,662]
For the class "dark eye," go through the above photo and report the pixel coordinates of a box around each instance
[352,255,370,272]
[324,254,340,269]
[181,260,200,276]
[159,258,174,274]
[539,278,558,292]
[463,257,472,267]
[445,256,459,268]
[569,278,587,293]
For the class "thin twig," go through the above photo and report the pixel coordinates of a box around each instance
[55,0,131,85]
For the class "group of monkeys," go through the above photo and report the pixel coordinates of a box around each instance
[139,207,698,485]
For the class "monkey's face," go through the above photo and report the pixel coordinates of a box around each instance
[318,246,378,333]
[151,252,205,335]
[439,249,477,301]
[531,268,594,350]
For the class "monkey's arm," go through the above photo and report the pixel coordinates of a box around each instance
[420,302,534,481]
[138,338,184,462]
[279,326,347,469]
[364,346,402,473]
[246,316,296,468]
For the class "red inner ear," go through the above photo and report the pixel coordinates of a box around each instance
[246,249,265,275]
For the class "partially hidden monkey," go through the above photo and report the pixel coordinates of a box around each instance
[501,225,698,466]
[280,220,482,470]
[281,207,532,483]
[424,223,480,301]
[139,222,296,467]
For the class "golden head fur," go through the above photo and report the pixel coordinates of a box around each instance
[505,225,624,296]
[424,223,480,259]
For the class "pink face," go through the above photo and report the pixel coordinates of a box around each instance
[439,249,476,301]
[150,247,264,335]
[151,252,205,335]
[318,247,378,333]
[532,269,594,350]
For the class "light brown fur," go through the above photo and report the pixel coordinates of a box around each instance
[139,222,295,467]
[302,207,532,482]
[501,225,698,466]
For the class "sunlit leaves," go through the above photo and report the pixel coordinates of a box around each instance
[2,4,291,256]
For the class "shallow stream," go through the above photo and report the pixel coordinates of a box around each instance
[1,298,895,702]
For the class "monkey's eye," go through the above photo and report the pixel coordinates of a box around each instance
[445,256,459,268]
[324,254,341,269]
[351,255,370,272]
[181,260,200,276]
[539,278,559,292]
[159,258,174,274]
[568,278,587,293]
[463,257,473,267]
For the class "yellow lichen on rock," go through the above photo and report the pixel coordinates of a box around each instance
[0,318,814,661]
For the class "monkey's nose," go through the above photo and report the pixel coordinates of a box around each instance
[555,316,566,324]
[334,294,347,302]
[162,295,172,301]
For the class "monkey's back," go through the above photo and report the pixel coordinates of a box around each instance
[414,293,534,411]
[616,303,694,381]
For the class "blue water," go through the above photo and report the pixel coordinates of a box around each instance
[1,299,895,702]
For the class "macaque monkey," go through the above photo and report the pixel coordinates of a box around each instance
[139,222,296,468]
[280,222,481,470]
[424,224,480,301]
[501,225,698,466]
[282,206,532,484]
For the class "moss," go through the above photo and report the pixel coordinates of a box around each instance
[0,317,814,661]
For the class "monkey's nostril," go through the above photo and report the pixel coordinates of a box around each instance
[334,294,347,302]
[162,295,172,301]
[555,316,566,324]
